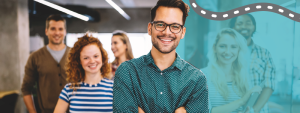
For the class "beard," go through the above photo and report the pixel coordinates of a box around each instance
[50,39,63,45]
[152,32,179,54]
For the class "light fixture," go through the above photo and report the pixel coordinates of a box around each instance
[34,0,89,21]
[281,0,296,7]
[106,0,131,20]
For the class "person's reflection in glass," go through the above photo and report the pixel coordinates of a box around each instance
[201,28,262,113]
[230,14,276,113]
[111,30,134,78]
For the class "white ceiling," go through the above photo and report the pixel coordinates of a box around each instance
[44,0,294,9]
[47,0,159,8]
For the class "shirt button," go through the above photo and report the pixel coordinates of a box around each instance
[160,92,163,94]
[160,72,162,75]
[60,83,62,86]
[58,74,61,76]
[57,64,60,67]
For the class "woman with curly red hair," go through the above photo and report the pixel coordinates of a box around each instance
[54,34,113,113]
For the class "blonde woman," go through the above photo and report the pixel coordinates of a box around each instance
[201,28,262,113]
[111,30,134,77]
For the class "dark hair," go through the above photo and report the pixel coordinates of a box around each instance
[229,14,256,33]
[45,14,66,29]
[151,0,189,25]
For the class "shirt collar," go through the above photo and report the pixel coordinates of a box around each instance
[145,51,184,71]
[248,39,259,50]
[248,43,253,51]
[248,39,254,46]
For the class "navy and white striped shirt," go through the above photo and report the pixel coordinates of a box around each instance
[59,78,113,113]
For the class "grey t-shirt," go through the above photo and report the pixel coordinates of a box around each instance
[46,45,67,63]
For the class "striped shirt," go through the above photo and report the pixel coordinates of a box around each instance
[59,78,113,113]
[202,68,243,113]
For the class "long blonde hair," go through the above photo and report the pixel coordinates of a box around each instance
[112,31,134,65]
[207,28,249,100]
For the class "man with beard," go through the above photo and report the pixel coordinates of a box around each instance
[113,0,208,112]
[21,14,70,113]
[229,14,276,113]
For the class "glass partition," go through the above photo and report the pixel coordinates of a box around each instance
[182,0,298,112]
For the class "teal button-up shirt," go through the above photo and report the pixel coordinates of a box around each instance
[113,52,208,113]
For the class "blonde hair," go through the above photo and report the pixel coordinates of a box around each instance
[207,28,250,100]
[112,31,134,64]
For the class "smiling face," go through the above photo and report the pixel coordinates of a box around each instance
[80,44,102,75]
[111,35,127,58]
[233,15,255,40]
[215,34,239,66]
[148,6,186,54]
[45,20,66,45]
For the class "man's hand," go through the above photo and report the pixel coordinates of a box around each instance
[175,107,186,113]
[238,107,251,113]
[138,107,145,113]
[23,95,37,113]
[241,86,262,104]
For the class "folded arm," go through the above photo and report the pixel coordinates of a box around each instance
[185,73,209,113]
[113,62,138,112]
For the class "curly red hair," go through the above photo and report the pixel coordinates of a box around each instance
[66,33,111,89]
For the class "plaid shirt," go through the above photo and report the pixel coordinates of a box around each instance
[249,43,276,113]
[249,44,276,90]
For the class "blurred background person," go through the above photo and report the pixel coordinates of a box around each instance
[54,34,113,113]
[229,14,276,113]
[21,14,70,113]
[111,30,134,77]
[201,28,262,113]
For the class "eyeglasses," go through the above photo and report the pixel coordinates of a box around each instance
[151,21,184,34]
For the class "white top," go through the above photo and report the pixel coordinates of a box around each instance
[201,68,243,113]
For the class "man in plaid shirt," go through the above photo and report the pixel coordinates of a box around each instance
[229,14,276,113]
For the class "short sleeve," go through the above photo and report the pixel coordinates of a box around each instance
[264,51,276,90]
[59,85,70,103]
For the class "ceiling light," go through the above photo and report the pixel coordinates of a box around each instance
[34,0,89,21]
[106,0,131,20]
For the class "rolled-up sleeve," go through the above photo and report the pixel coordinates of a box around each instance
[264,51,276,90]
[113,62,138,113]
[21,54,38,96]
[185,72,209,113]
